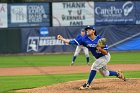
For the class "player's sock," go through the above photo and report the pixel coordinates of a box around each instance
[109,70,118,76]
[87,70,96,85]
[86,57,89,63]
[72,56,77,63]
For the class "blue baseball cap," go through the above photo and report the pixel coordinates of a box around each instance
[81,29,85,32]
[85,26,96,31]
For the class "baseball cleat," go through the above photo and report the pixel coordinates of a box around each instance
[70,62,74,66]
[117,71,126,81]
[87,62,90,66]
[79,83,91,90]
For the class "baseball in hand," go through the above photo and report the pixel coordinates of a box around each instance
[57,35,63,40]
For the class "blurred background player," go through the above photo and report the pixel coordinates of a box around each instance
[71,29,90,66]
[57,26,126,90]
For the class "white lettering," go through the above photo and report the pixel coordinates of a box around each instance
[87,44,96,47]
[28,5,46,23]
[95,6,122,17]
[39,36,66,46]
[95,1,134,17]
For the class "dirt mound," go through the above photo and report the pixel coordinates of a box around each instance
[18,78,140,93]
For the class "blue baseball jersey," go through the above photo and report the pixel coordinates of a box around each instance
[75,34,84,42]
[70,35,108,59]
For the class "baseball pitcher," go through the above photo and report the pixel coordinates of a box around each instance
[57,26,126,90]
[71,29,89,65]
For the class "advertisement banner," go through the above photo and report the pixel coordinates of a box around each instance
[8,3,50,27]
[21,25,140,53]
[53,2,94,26]
[135,2,140,24]
[21,27,82,53]
[95,1,135,25]
[0,4,8,28]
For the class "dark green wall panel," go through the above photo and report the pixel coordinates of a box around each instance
[0,29,21,53]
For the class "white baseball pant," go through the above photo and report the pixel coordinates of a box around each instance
[91,53,111,76]
[74,45,89,57]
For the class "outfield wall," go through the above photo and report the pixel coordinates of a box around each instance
[21,25,140,53]
[0,1,140,53]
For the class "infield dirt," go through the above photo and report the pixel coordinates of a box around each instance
[0,64,140,76]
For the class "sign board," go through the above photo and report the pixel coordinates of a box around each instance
[53,2,94,26]
[9,3,50,27]
[95,1,135,24]
[0,4,8,28]
[135,2,140,24]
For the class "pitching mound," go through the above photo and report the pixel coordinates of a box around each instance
[18,78,140,93]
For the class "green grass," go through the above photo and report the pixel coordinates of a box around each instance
[0,52,140,67]
[0,52,139,93]
[0,71,139,93]
[110,52,140,64]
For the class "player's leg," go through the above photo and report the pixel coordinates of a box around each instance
[82,47,90,64]
[79,59,102,90]
[71,46,81,65]
[98,54,126,81]
[98,53,117,77]
[79,53,110,90]
[99,66,118,77]
[99,67,126,81]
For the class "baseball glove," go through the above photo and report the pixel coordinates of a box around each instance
[57,35,63,40]
[97,38,106,47]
